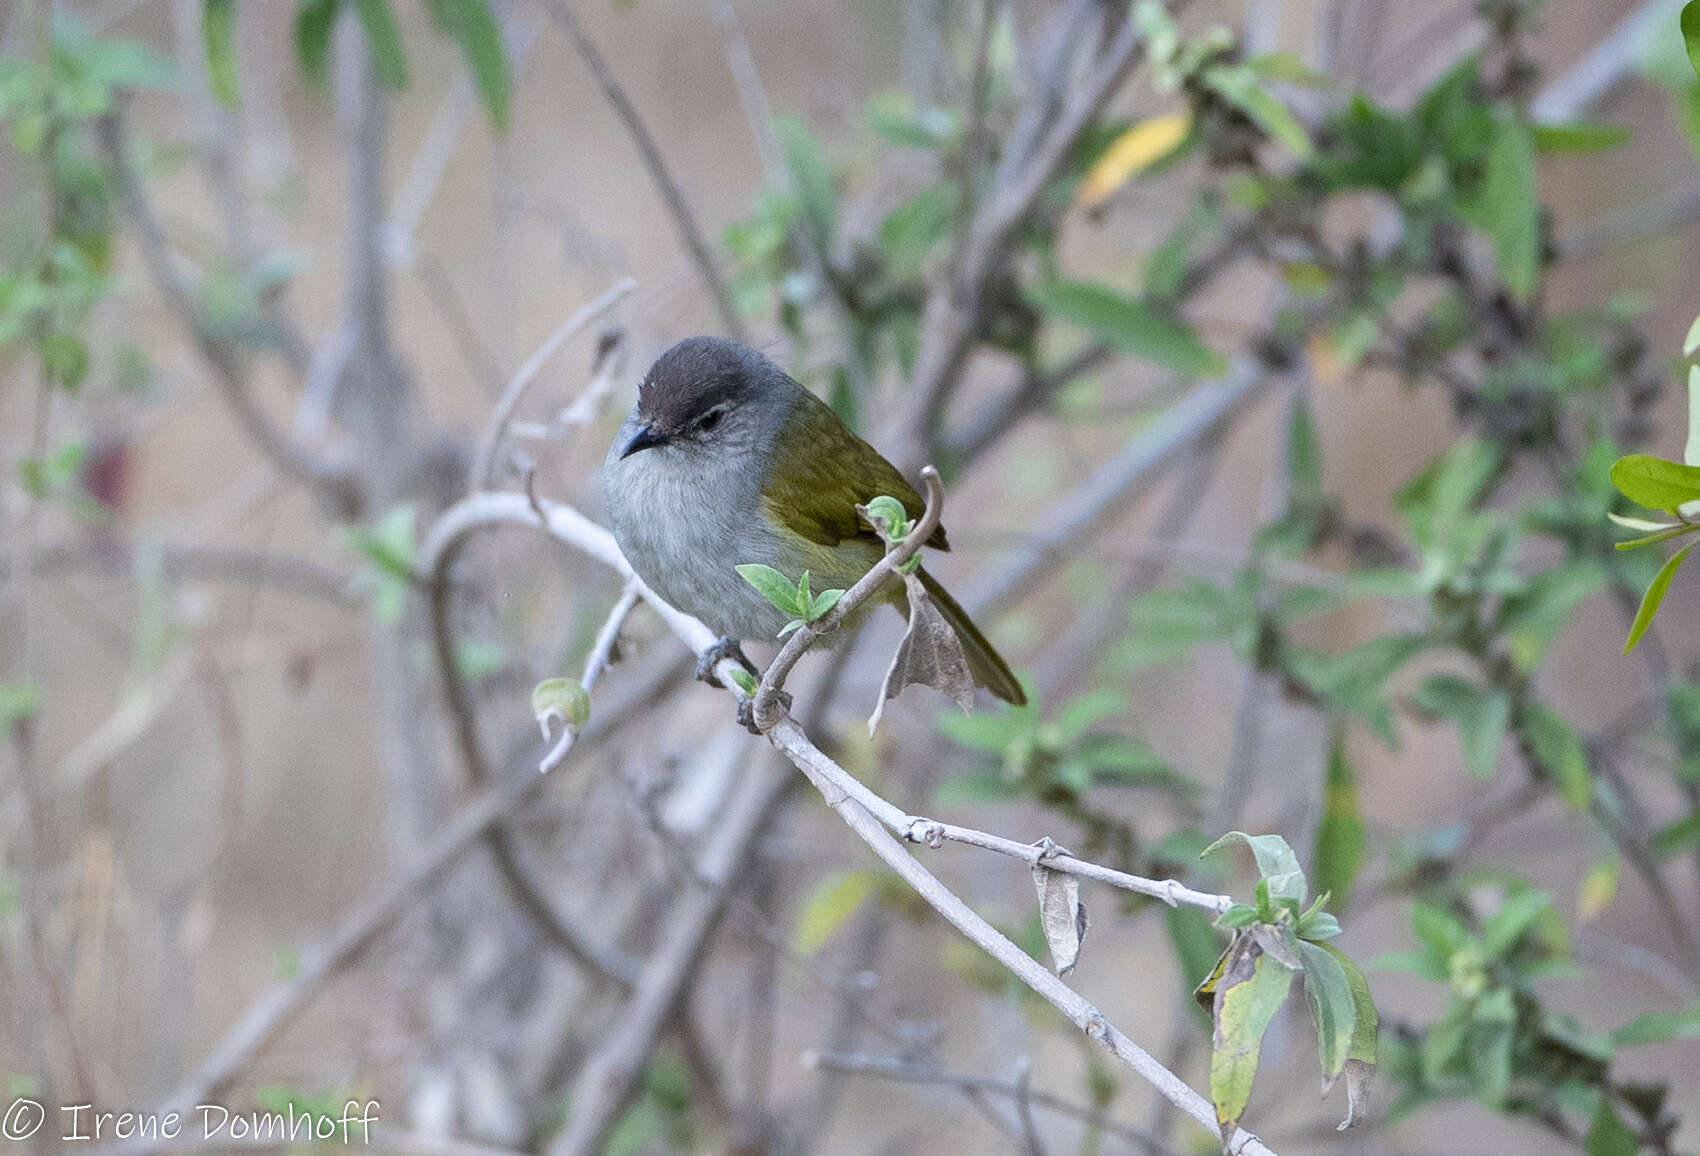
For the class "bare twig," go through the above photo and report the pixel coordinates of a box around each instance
[959,357,1269,615]
[546,751,795,1156]
[470,278,636,490]
[0,540,358,608]
[1529,0,1670,125]
[807,1051,1177,1156]
[901,3,1157,466]
[541,0,746,340]
[98,105,361,513]
[122,655,680,1149]
[422,506,645,986]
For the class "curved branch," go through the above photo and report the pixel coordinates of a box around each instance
[418,488,1272,1154]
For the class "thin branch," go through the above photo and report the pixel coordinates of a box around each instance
[541,0,747,341]
[902,3,1158,465]
[807,1052,1177,1156]
[0,540,358,608]
[422,502,645,987]
[545,751,795,1156]
[135,656,675,1138]
[98,105,361,513]
[470,278,636,490]
[1529,0,1669,124]
[958,357,1269,615]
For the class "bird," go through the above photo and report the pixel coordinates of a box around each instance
[603,335,1025,708]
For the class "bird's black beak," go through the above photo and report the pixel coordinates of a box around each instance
[619,424,669,459]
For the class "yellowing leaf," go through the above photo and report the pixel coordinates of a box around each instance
[792,870,877,955]
[1209,934,1297,1137]
[1075,111,1193,210]
[1578,854,1620,922]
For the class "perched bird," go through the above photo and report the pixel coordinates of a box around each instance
[603,336,1025,706]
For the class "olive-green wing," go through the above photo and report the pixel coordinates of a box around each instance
[761,387,949,550]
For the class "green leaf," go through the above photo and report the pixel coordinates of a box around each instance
[1314,942,1377,1127]
[933,771,1020,805]
[351,0,409,89]
[1208,938,1298,1137]
[1530,121,1628,154]
[1408,675,1508,779]
[1475,112,1539,300]
[1480,889,1550,958]
[295,0,340,88]
[1684,1,1700,82]
[727,668,758,697]
[1523,705,1592,810]
[1051,688,1129,741]
[736,563,803,616]
[1687,365,1700,467]
[860,495,911,541]
[877,184,954,280]
[0,683,42,731]
[1584,1097,1640,1156]
[203,0,240,108]
[808,588,845,622]
[1200,65,1315,159]
[1203,831,1307,906]
[346,504,417,583]
[423,0,511,130]
[792,870,876,955]
[1029,281,1225,376]
[1610,453,1700,512]
[777,116,836,254]
[1610,1003,1700,1046]
[1297,940,1356,1081]
[1287,394,1323,493]
[1623,541,1697,654]
[1311,735,1366,909]
[531,677,590,737]
[1651,811,1700,859]
[1685,310,1700,357]
[1216,903,1261,929]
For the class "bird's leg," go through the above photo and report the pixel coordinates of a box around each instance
[696,635,757,688]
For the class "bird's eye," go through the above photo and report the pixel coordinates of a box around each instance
[698,408,723,432]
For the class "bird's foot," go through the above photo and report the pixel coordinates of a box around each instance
[696,636,757,689]
[737,689,792,735]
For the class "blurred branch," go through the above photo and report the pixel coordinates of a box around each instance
[542,0,747,341]
[423,506,644,987]
[470,278,635,490]
[0,540,358,608]
[807,1051,1177,1156]
[1557,182,1700,264]
[547,751,794,1156]
[1529,0,1672,124]
[98,104,363,515]
[959,356,1270,616]
[901,0,1160,467]
[384,16,542,267]
[126,653,681,1147]
[702,0,868,400]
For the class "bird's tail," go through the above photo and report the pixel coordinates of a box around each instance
[918,568,1027,706]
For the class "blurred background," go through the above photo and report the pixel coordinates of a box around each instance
[3,0,1700,1152]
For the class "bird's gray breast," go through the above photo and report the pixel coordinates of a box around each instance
[603,413,793,641]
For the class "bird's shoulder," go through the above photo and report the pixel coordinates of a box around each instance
[759,386,949,551]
